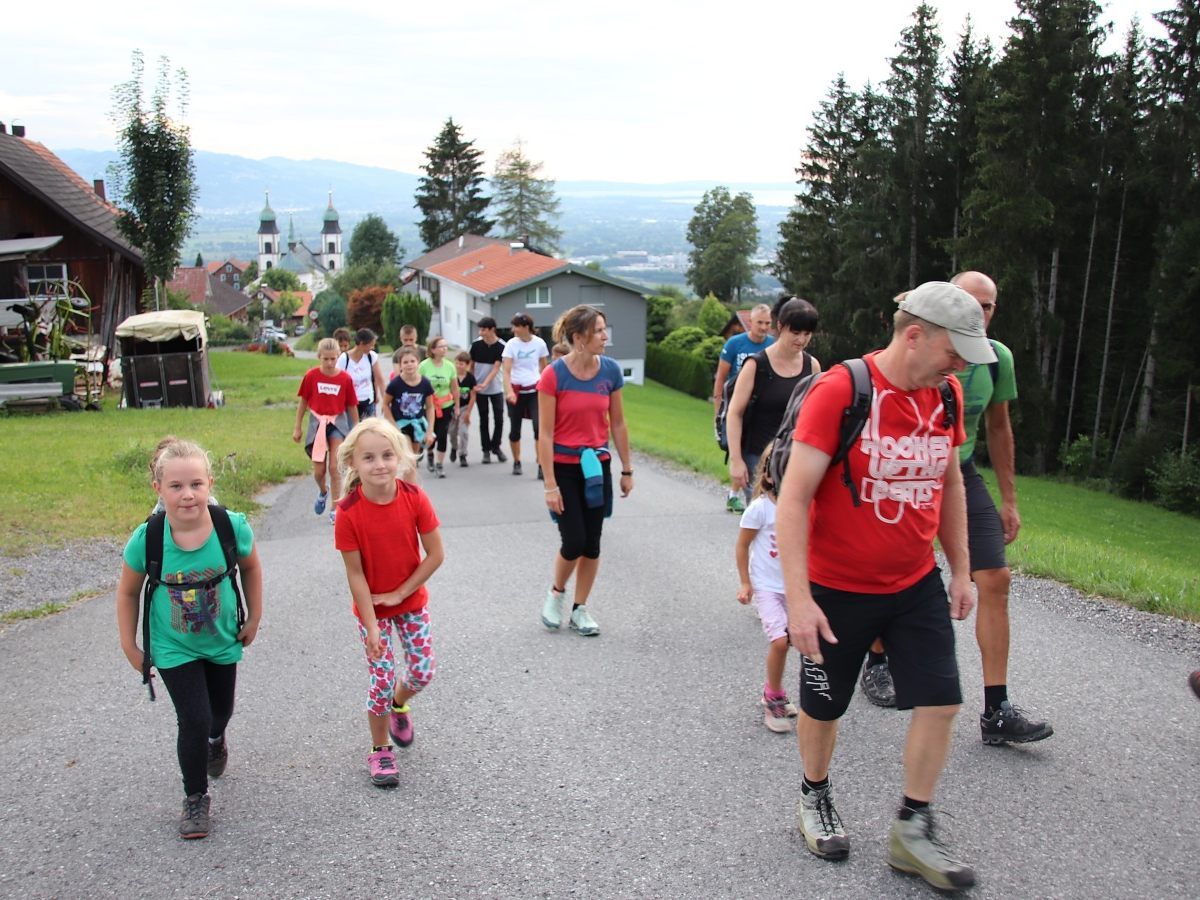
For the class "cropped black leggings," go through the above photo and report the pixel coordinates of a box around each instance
[432,406,451,453]
[158,659,237,797]
[553,459,612,561]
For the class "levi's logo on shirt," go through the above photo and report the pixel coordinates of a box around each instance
[317,382,342,396]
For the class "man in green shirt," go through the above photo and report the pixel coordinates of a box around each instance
[861,271,1052,745]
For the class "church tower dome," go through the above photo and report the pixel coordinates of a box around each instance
[257,191,281,271]
[321,190,344,272]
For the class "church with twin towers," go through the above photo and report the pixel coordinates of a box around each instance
[256,190,343,292]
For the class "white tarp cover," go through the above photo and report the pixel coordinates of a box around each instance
[115,310,207,345]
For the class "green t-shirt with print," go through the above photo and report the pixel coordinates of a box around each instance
[418,358,456,409]
[123,510,254,670]
[954,338,1017,463]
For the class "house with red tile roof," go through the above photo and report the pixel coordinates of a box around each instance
[166,265,252,320]
[0,126,146,357]
[425,239,649,383]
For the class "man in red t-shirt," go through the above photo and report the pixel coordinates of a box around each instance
[777,282,993,891]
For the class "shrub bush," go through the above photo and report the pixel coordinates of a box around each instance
[313,289,346,336]
[692,334,725,371]
[660,325,707,355]
[1058,434,1113,482]
[697,294,730,336]
[1151,449,1200,516]
[646,344,712,399]
[206,313,251,345]
[1112,427,1173,501]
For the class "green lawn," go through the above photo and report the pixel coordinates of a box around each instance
[0,352,312,554]
[622,380,1200,620]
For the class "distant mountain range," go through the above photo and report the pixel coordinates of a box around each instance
[58,148,796,290]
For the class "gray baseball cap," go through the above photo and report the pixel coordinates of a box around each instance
[898,282,997,364]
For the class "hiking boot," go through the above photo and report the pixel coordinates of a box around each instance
[569,605,600,636]
[436,463,446,479]
[512,460,523,476]
[797,782,849,859]
[860,660,897,708]
[314,491,328,515]
[494,447,507,463]
[460,456,469,468]
[482,451,491,464]
[888,807,975,890]
[541,587,565,630]
[450,448,457,462]
[726,494,745,514]
[426,454,436,473]
[980,700,1053,745]
[389,704,414,747]
[761,694,794,733]
[179,793,211,839]
[367,747,399,787]
[207,737,228,778]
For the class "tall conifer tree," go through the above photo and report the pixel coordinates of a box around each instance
[414,118,493,251]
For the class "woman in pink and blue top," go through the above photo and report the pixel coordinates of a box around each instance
[536,305,634,636]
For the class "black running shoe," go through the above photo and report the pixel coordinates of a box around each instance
[980,700,1053,745]
[860,660,897,708]
[494,447,508,463]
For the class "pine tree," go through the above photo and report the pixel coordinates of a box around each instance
[885,2,946,287]
[491,140,563,254]
[414,118,493,251]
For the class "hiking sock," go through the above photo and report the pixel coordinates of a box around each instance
[391,701,409,713]
[208,735,224,746]
[867,649,887,668]
[372,744,389,753]
[984,685,1008,715]
[572,603,582,612]
[801,776,829,795]
[763,684,787,701]
[899,796,930,820]
[552,586,566,595]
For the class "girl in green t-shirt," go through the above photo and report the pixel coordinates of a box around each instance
[417,337,459,478]
[116,438,263,840]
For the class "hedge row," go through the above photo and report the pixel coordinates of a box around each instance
[646,344,712,400]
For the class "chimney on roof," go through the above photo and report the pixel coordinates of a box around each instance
[12,124,26,138]
[0,123,6,135]
[457,235,464,249]
[509,241,524,255]
[93,179,106,200]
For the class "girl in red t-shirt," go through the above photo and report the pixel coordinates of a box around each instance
[294,338,358,523]
[333,418,445,788]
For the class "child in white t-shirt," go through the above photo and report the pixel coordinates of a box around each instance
[734,442,798,733]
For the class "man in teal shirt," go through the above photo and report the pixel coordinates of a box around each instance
[862,271,1052,745]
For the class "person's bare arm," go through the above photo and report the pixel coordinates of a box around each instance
[116,562,147,673]
[341,550,380,659]
[938,459,975,621]
[726,359,757,491]
[235,546,263,647]
[712,358,731,415]
[735,527,755,604]
[985,400,1020,543]
[608,390,634,498]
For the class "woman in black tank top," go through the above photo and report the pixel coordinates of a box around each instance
[727,298,822,497]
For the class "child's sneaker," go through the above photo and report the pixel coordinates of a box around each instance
[436,463,446,479]
[761,693,795,733]
[494,447,508,463]
[329,509,337,525]
[541,586,565,630]
[367,747,399,787]
[314,491,328,515]
[179,793,211,839]
[460,456,469,468]
[482,451,491,464]
[207,736,228,778]
[389,703,414,747]
[450,448,457,462]
[426,454,436,473]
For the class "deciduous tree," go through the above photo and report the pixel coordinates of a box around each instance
[348,214,402,266]
[686,187,758,303]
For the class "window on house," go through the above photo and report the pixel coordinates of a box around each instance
[525,285,551,307]
[604,326,613,347]
[220,274,227,282]
[225,265,232,273]
[25,263,69,298]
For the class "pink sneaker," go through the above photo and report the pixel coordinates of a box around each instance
[367,747,399,787]
[389,704,414,747]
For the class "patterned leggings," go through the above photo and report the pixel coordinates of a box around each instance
[358,609,436,716]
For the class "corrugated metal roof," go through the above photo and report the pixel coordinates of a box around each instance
[0,133,141,263]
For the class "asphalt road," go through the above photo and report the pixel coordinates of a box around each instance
[2,423,1198,899]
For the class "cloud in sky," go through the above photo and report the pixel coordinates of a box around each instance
[5,0,1164,183]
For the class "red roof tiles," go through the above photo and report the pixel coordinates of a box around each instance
[427,244,565,295]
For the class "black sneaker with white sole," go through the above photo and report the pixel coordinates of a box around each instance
[860,660,897,707]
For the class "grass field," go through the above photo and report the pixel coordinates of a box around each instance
[621,380,1200,620]
[0,351,312,554]
[3,365,1196,619]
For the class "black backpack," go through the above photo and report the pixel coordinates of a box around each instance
[140,506,245,700]
[715,351,772,460]
[766,359,958,507]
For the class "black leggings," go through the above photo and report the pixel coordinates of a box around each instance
[432,406,451,452]
[553,459,612,560]
[507,392,540,443]
[158,659,237,796]
[476,392,505,453]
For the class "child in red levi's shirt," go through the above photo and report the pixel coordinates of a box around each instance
[333,418,444,788]
[295,337,358,523]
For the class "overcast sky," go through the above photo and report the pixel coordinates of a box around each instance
[3,0,1167,184]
